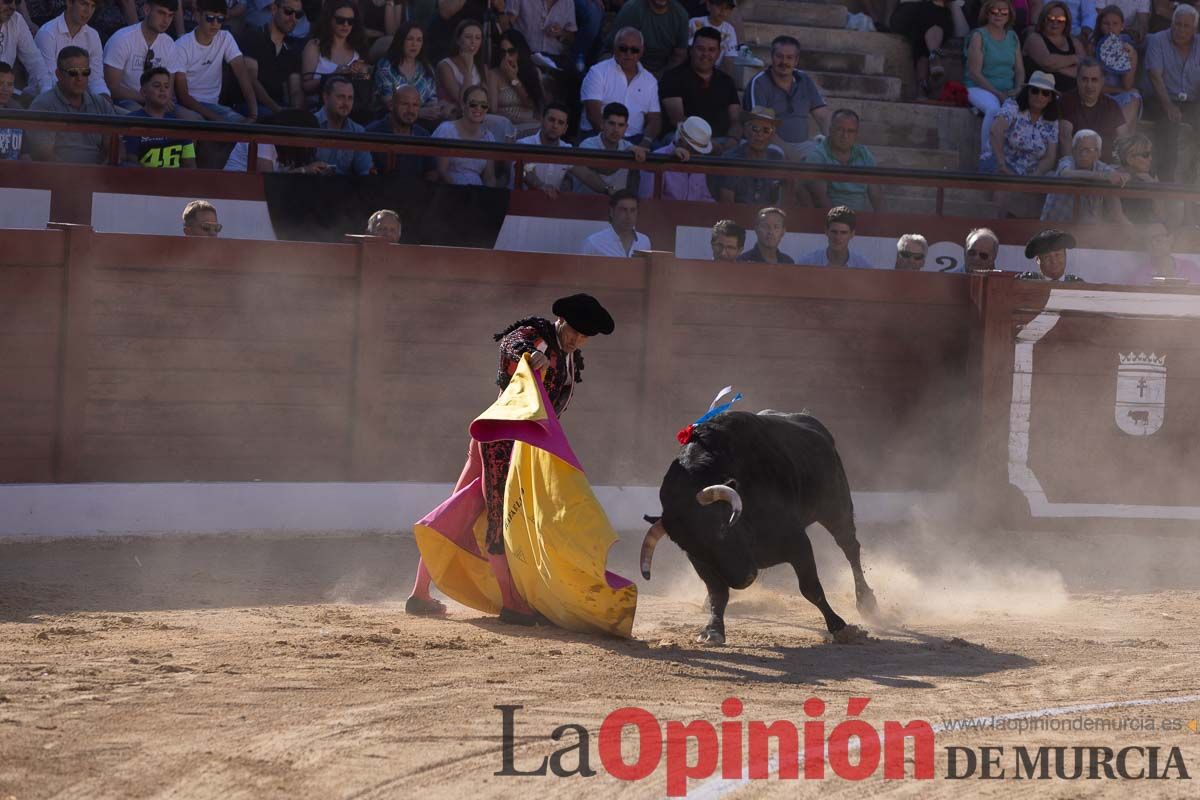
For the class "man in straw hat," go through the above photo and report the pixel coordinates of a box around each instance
[715,106,786,205]
[407,294,616,624]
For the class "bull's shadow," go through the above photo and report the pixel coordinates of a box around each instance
[593,624,1034,688]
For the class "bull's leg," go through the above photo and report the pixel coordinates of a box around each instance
[820,512,879,621]
[688,556,729,645]
[789,532,848,636]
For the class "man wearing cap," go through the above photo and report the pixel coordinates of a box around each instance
[407,294,615,623]
[715,106,785,204]
[658,26,741,152]
[1019,229,1085,281]
[637,115,718,201]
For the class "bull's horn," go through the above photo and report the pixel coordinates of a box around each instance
[697,484,742,526]
[640,520,667,580]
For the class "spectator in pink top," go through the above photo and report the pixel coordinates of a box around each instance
[1131,222,1200,285]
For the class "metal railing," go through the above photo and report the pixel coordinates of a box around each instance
[3,109,1199,211]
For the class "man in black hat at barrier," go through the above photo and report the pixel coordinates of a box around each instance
[406,294,615,624]
[1019,229,1085,282]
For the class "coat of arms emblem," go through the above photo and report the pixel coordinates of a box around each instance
[1115,352,1166,436]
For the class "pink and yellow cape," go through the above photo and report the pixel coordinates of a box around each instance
[412,356,638,637]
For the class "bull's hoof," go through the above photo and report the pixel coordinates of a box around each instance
[830,624,870,644]
[856,589,881,623]
[696,629,725,646]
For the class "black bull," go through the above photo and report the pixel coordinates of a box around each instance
[641,410,879,644]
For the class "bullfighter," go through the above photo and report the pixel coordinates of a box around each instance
[406,294,615,625]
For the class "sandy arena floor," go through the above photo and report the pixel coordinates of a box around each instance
[1,524,1198,799]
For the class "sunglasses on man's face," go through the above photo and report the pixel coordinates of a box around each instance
[967,248,993,260]
[617,45,642,54]
[204,13,226,23]
[198,223,223,234]
[748,124,773,134]
[1029,87,1054,96]
[988,7,1010,15]
[1046,15,1067,23]
[898,250,925,260]
[63,67,92,77]
[333,15,356,25]
[279,6,303,16]
[467,100,489,109]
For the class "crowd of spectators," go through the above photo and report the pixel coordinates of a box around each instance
[0,0,1198,278]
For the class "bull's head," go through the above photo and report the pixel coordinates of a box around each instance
[640,481,747,582]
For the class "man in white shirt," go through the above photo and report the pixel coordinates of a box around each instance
[580,27,661,143]
[0,0,51,97]
[34,0,106,98]
[175,0,257,122]
[103,0,189,113]
[582,190,651,256]
[515,102,610,196]
[574,101,648,193]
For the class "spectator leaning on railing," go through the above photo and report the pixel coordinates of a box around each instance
[314,73,373,175]
[710,218,744,261]
[714,105,783,205]
[1041,128,1126,223]
[802,108,883,212]
[122,67,198,168]
[515,102,611,196]
[33,0,107,100]
[366,85,437,180]
[893,233,929,270]
[742,34,831,162]
[573,101,648,194]
[0,0,51,98]
[0,61,26,159]
[638,115,717,202]
[28,44,120,164]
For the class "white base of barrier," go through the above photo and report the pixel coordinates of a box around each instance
[0,483,954,540]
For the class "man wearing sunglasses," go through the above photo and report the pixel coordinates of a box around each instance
[236,0,306,116]
[28,44,119,163]
[580,27,661,143]
[103,0,188,114]
[182,200,222,237]
[893,233,928,270]
[34,0,107,99]
[175,0,258,122]
[964,227,1000,273]
[0,0,52,97]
